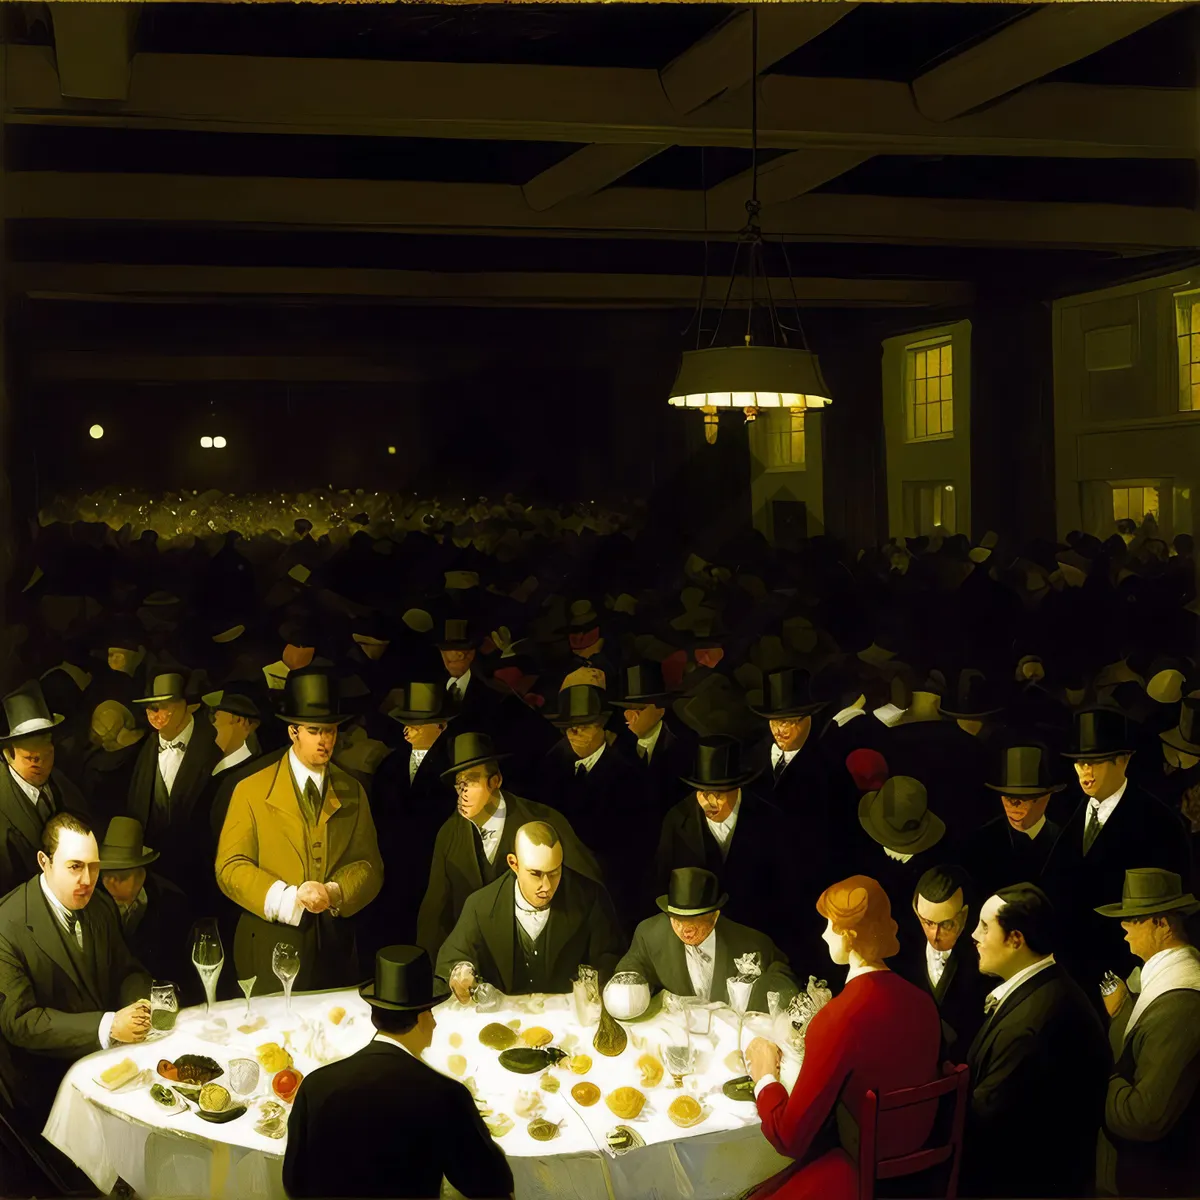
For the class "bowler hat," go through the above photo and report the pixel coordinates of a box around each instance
[435,618,476,650]
[133,673,195,707]
[680,736,762,791]
[439,731,509,779]
[1095,868,1200,919]
[359,945,451,1012]
[986,744,1067,797]
[749,669,825,720]
[388,682,454,727]
[940,669,1006,720]
[210,686,266,723]
[858,776,946,854]
[1062,707,1133,761]
[275,670,351,727]
[656,867,728,918]
[548,685,609,728]
[0,681,64,743]
[610,663,671,708]
[97,817,159,871]
[1161,696,1200,757]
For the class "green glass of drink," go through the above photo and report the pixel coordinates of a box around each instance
[150,982,178,1034]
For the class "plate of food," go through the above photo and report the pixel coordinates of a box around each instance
[156,1055,223,1085]
[95,1058,147,1093]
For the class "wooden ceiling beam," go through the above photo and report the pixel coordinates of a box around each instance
[913,2,1192,122]
[706,148,874,216]
[521,143,669,212]
[47,2,140,101]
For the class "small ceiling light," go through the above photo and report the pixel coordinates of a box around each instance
[88,424,104,440]
[213,436,227,449]
[387,446,397,455]
[200,436,213,449]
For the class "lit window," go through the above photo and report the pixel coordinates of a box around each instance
[905,339,954,442]
[762,410,806,468]
[1112,484,1159,524]
[1174,290,1200,412]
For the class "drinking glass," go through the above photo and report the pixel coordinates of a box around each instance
[727,976,754,1072]
[663,1041,696,1089]
[228,1057,261,1101]
[190,919,224,1017]
[239,976,257,1020]
[150,981,178,1036]
[272,943,300,1020]
[572,965,601,1027]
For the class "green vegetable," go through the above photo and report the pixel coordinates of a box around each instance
[498,1047,568,1074]
[150,1084,178,1108]
[722,1075,756,1102]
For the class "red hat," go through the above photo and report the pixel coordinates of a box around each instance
[846,748,889,793]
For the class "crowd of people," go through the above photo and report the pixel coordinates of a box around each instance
[0,497,1198,1199]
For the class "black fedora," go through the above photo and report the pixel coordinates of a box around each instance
[275,670,351,727]
[749,669,825,720]
[986,744,1067,797]
[0,681,64,744]
[657,867,728,918]
[1161,695,1200,757]
[97,817,159,871]
[1062,706,1134,761]
[388,682,454,727]
[610,663,671,708]
[680,736,762,791]
[548,685,609,728]
[210,684,267,723]
[435,619,476,651]
[941,669,1006,720]
[439,731,510,779]
[359,945,450,1012]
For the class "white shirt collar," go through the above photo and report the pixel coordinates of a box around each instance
[637,720,664,755]
[288,747,327,796]
[371,1032,418,1059]
[410,746,429,762]
[8,765,43,805]
[213,742,252,776]
[770,743,800,767]
[926,942,952,965]
[476,794,508,858]
[1090,778,1128,828]
[39,873,76,930]
[985,954,1056,1012]
[160,715,195,751]
[1019,814,1047,840]
[575,740,607,774]
[448,670,471,697]
[513,880,552,941]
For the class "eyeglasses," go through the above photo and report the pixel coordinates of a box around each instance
[916,907,966,934]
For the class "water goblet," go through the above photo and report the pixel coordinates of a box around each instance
[190,919,224,1017]
[272,943,300,1021]
[663,1040,696,1089]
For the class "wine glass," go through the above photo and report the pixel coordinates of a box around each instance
[190,920,224,1017]
[272,943,300,1020]
[726,976,754,1073]
[663,1040,696,1089]
[239,976,257,1021]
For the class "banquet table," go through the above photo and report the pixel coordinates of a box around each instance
[45,988,794,1200]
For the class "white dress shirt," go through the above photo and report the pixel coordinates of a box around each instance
[446,671,472,702]
[1020,815,1047,840]
[157,715,195,795]
[706,792,742,857]
[263,749,328,927]
[514,884,551,943]
[926,943,952,988]
[984,953,1056,1018]
[409,747,428,783]
[685,928,718,1001]
[39,876,116,1048]
[574,742,607,775]
[372,1032,418,1059]
[1083,779,1127,849]
[212,742,252,777]
[8,766,46,809]
[477,794,508,864]
[636,721,664,762]
[770,745,799,774]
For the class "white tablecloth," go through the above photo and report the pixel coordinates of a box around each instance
[44,989,792,1200]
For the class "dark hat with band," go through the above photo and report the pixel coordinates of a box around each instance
[657,867,728,918]
[359,946,451,1012]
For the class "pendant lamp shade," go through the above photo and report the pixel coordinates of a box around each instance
[668,345,832,410]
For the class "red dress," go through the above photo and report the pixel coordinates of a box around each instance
[755,969,942,1200]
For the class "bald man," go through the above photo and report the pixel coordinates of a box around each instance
[436,821,624,998]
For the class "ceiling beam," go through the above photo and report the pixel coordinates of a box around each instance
[913,2,1192,122]
[521,143,669,213]
[660,3,858,114]
[4,46,1193,159]
[31,353,434,383]
[9,173,1195,250]
[9,263,975,309]
[706,148,873,214]
[47,2,140,101]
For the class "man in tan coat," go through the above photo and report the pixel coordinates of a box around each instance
[216,670,382,992]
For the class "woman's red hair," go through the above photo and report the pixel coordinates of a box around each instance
[816,875,900,962]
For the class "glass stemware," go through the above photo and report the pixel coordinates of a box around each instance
[272,943,300,1020]
[190,919,224,1017]
[239,976,257,1020]
[727,976,754,1072]
[663,1040,696,1089]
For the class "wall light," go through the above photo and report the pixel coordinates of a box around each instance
[213,436,227,449]
[945,485,955,492]
[200,437,213,448]
[88,424,104,440]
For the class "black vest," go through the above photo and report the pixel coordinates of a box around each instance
[512,910,551,995]
[473,830,507,886]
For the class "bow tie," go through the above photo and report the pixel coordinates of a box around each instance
[983,995,1000,1016]
[159,741,185,753]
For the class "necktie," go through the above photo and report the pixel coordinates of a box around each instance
[160,741,184,754]
[690,946,711,965]
[35,786,53,823]
[983,994,1000,1016]
[637,744,648,762]
[1083,803,1102,855]
[773,753,787,781]
[448,681,461,702]
[302,778,323,826]
[65,911,81,949]
[575,761,588,776]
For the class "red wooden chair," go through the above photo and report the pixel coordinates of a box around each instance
[857,1061,970,1200]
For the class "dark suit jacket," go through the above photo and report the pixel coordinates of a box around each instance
[962,812,1061,901]
[80,740,145,831]
[615,913,798,1011]
[633,718,697,821]
[0,877,151,1119]
[963,962,1108,1198]
[282,1038,513,1200]
[894,934,990,1062]
[0,766,89,899]
[435,869,624,994]
[416,791,602,958]
[98,871,196,1005]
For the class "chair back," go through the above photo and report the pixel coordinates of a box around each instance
[857,1061,970,1200]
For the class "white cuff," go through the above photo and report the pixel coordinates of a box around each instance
[98,1012,116,1049]
[753,1074,779,1099]
[264,881,302,925]
[263,879,287,922]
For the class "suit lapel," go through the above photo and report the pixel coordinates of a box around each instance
[711,924,734,1005]
[24,879,92,1003]
[264,759,309,878]
[653,917,694,997]
[543,872,578,982]
[454,816,484,891]
[484,876,517,993]
[968,963,1058,1066]
[170,720,215,821]
[0,769,44,858]
[935,944,961,1003]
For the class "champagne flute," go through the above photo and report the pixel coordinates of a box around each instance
[190,919,224,1017]
[727,976,753,1073]
[272,943,300,1021]
[239,976,257,1021]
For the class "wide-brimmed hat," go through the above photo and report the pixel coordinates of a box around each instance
[435,618,476,651]
[940,669,1006,720]
[97,816,159,871]
[986,744,1067,797]
[1161,696,1200,757]
[1095,868,1200,919]
[1062,706,1134,761]
[388,682,454,726]
[749,669,825,720]
[439,731,509,779]
[360,945,451,1012]
[275,670,351,727]
[0,681,65,743]
[858,776,946,854]
[548,684,609,728]
[610,662,671,708]
[656,867,728,918]
[680,736,762,791]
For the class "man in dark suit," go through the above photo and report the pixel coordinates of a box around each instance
[0,813,152,1125]
[79,700,147,829]
[615,868,798,1011]
[1041,707,1193,993]
[895,863,990,1061]
[283,945,513,1200]
[0,681,90,897]
[437,820,624,997]
[417,733,601,957]
[962,884,1109,1198]
[611,663,694,821]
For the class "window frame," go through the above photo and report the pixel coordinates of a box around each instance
[759,408,807,472]
[1173,288,1200,414]
[903,334,955,444]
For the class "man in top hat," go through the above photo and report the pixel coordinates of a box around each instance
[536,684,645,932]
[614,867,798,1011]
[0,681,89,896]
[963,742,1066,900]
[125,670,222,884]
[282,945,513,1200]
[1143,694,1200,847]
[1041,707,1192,994]
[1092,868,1200,1197]
[437,820,624,998]
[613,662,695,820]
[216,669,383,992]
[416,732,601,957]
[96,816,194,1002]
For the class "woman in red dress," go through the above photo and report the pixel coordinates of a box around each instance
[746,875,942,1200]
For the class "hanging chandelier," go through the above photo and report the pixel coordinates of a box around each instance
[669,8,833,444]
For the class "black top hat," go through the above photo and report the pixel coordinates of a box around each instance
[680,736,762,791]
[656,868,728,918]
[133,673,194,707]
[549,685,609,728]
[97,817,159,871]
[749,669,825,720]
[275,670,351,727]
[1062,706,1134,761]
[388,682,455,726]
[986,744,1067,796]
[435,619,477,651]
[0,681,65,744]
[940,669,1006,720]
[609,663,670,708]
[439,731,509,779]
[359,945,450,1012]
[1161,695,1200,757]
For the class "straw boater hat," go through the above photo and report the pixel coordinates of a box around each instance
[359,946,450,1012]
[858,776,946,855]
[656,867,728,918]
[1094,868,1200,920]
[97,817,159,871]
[0,681,65,744]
